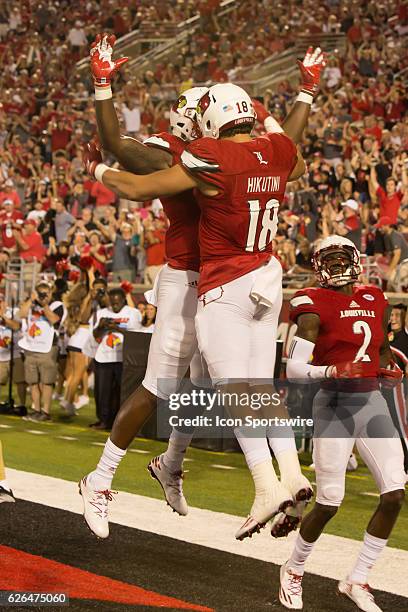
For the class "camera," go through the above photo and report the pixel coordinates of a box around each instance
[96,288,106,297]
[37,291,48,300]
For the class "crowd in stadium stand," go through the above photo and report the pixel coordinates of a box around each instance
[0,0,406,294]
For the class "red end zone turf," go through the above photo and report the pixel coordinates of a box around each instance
[0,545,213,611]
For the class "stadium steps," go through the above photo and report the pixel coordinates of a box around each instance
[75,0,239,81]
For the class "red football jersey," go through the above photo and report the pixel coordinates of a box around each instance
[144,133,200,272]
[289,285,388,377]
[181,133,297,295]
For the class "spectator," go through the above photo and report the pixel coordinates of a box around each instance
[82,231,107,277]
[375,217,408,290]
[332,199,362,250]
[92,288,141,430]
[110,223,138,282]
[144,216,167,286]
[140,304,157,333]
[18,281,65,422]
[0,294,26,408]
[0,200,24,253]
[370,164,407,225]
[13,219,45,265]
[0,179,21,208]
[120,99,141,136]
[54,199,75,243]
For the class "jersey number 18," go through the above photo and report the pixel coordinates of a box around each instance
[245,198,279,252]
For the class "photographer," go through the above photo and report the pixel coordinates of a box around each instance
[18,281,65,422]
[91,288,141,430]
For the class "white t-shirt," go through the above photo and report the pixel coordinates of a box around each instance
[93,305,142,363]
[0,308,21,362]
[19,301,65,354]
[121,104,141,133]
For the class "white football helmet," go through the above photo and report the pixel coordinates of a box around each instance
[312,235,361,287]
[169,87,209,141]
[196,83,255,139]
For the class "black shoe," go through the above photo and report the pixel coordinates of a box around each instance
[93,422,109,430]
[89,421,102,428]
[0,486,15,503]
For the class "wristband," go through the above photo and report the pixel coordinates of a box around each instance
[95,86,112,101]
[95,163,111,183]
[264,116,284,134]
[296,92,314,105]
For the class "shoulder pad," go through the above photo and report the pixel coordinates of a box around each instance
[143,135,171,150]
[181,149,220,173]
[290,294,314,309]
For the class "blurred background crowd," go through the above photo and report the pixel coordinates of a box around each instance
[0,0,406,294]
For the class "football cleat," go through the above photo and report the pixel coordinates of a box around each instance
[235,481,294,541]
[0,485,15,503]
[147,455,188,516]
[279,561,303,609]
[338,581,382,612]
[79,476,116,539]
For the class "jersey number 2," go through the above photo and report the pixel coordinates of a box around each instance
[245,198,279,252]
[353,320,372,362]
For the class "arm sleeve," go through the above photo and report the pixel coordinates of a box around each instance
[181,138,224,191]
[286,335,331,381]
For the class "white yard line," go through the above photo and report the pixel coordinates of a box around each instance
[6,468,408,599]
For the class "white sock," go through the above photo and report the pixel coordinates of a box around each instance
[162,429,193,473]
[234,426,271,469]
[348,532,388,584]
[267,426,303,484]
[288,533,316,575]
[88,438,126,490]
[0,479,11,491]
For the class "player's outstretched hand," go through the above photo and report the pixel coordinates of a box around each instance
[90,32,129,88]
[379,361,403,389]
[83,138,103,178]
[297,46,326,97]
[329,361,364,379]
[252,98,270,123]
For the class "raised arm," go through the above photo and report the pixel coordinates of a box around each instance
[253,47,326,144]
[90,33,172,174]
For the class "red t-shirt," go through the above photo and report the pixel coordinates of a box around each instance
[51,128,72,151]
[18,231,45,262]
[143,132,200,272]
[0,190,21,208]
[146,229,166,266]
[376,186,403,224]
[90,182,116,207]
[0,210,24,248]
[181,133,297,295]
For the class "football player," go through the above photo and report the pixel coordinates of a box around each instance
[279,235,405,612]
[81,37,325,540]
[0,441,15,503]
[80,34,209,537]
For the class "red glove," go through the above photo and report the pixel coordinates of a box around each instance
[90,33,129,88]
[379,361,403,389]
[297,46,326,97]
[252,98,271,123]
[83,139,102,178]
[328,361,365,379]
[120,280,133,294]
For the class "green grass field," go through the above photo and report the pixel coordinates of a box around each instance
[1,396,407,550]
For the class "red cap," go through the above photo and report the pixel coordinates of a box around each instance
[26,218,38,227]
[374,216,393,228]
